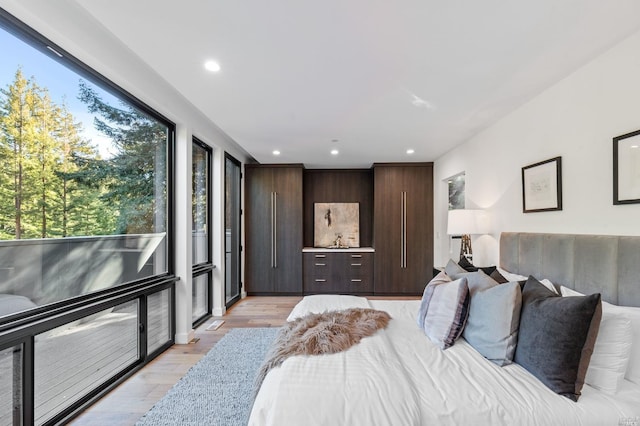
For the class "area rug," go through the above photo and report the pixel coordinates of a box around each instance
[136,327,279,426]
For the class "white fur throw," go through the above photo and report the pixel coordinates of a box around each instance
[254,308,391,394]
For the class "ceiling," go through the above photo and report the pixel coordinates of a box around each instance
[72,0,640,168]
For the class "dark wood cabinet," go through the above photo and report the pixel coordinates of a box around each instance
[373,163,433,295]
[303,250,374,294]
[245,165,303,294]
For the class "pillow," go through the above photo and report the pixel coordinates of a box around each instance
[417,271,470,350]
[444,258,467,277]
[514,277,602,401]
[463,281,522,366]
[490,269,509,284]
[457,256,497,276]
[561,286,633,393]
[620,307,640,385]
[449,269,498,296]
[539,278,559,295]
[497,266,528,282]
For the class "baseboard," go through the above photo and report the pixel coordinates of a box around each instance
[175,329,195,345]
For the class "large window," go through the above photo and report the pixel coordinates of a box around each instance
[0,9,175,426]
[0,13,171,315]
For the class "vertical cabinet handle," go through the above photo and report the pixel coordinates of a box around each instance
[273,192,278,268]
[401,191,407,269]
[270,192,274,268]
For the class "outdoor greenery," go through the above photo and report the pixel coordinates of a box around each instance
[0,68,167,240]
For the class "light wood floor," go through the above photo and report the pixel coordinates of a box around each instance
[69,296,302,426]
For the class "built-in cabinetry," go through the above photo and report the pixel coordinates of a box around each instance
[243,163,432,296]
[303,249,374,294]
[373,163,433,294]
[244,164,303,295]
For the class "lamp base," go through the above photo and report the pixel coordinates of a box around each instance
[459,234,473,263]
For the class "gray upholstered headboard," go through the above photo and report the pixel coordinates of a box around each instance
[500,232,640,307]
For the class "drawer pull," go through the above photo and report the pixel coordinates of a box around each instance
[351,254,362,258]
[315,279,327,282]
[315,263,326,266]
[351,279,362,283]
[351,263,362,266]
[315,254,326,258]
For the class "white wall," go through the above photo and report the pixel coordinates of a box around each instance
[434,29,640,268]
[0,0,253,342]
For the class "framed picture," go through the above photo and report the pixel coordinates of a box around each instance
[314,202,360,248]
[613,129,640,205]
[521,156,562,213]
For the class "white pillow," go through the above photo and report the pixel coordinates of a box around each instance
[561,286,633,393]
[496,267,558,294]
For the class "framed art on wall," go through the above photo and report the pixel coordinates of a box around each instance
[521,156,562,213]
[613,129,640,205]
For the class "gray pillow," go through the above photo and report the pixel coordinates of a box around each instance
[444,258,466,277]
[463,281,522,366]
[449,269,498,296]
[514,277,602,401]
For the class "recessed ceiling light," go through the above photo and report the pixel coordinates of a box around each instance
[204,60,221,72]
[330,149,339,155]
[272,150,281,156]
[632,145,639,149]
[406,149,415,155]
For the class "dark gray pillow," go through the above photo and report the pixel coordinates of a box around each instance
[463,281,522,366]
[514,277,602,401]
[444,258,467,277]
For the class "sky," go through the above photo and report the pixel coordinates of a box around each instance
[0,28,123,158]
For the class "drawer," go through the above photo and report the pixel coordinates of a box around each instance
[303,252,374,294]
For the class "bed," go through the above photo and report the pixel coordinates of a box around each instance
[249,232,640,425]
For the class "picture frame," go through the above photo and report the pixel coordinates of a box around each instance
[613,129,640,205]
[313,202,360,248]
[521,156,562,213]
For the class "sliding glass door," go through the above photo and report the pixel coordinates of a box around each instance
[225,154,242,307]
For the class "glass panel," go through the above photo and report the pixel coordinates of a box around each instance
[34,301,138,424]
[0,345,21,426]
[192,273,209,322]
[0,21,169,317]
[225,156,241,306]
[147,289,171,354]
[192,142,209,265]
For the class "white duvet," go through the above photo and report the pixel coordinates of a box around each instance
[249,295,640,426]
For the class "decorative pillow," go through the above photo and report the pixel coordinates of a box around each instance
[417,271,470,350]
[514,277,602,401]
[444,258,467,277]
[457,256,497,276]
[539,278,559,294]
[448,269,498,296]
[561,286,633,394]
[497,267,528,282]
[463,281,522,366]
[619,307,640,385]
[490,269,509,284]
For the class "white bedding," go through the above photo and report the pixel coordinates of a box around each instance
[249,295,640,426]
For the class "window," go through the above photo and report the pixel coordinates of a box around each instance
[0,13,172,315]
[0,9,175,425]
[192,139,213,325]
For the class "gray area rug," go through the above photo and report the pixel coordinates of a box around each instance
[136,327,279,426]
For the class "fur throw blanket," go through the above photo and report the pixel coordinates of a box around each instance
[254,308,391,394]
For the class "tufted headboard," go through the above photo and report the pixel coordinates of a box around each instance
[499,232,640,307]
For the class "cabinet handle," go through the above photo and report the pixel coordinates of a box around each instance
[402,191,407,269]
[350,279,362,283]
[273,192,278,268]
[351,263,362,267]
[315,254,326,258]
[351,254,362,258]
[315,263,326,266]
[315,279,327,282]
[270,192,274,268]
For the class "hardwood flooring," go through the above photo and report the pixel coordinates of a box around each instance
[69,296,302,426]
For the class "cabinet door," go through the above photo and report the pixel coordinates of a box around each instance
[403,166,434,294]
[244,167,275,293]
[272,167,303,293]
[374,165,433,294]
[373,166,404,293]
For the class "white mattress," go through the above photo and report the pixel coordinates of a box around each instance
[249,295,640,426]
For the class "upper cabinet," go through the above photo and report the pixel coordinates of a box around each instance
[244,165,303,294]
[373,163,433,295]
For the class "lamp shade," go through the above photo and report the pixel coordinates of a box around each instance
[447,209,488,235]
